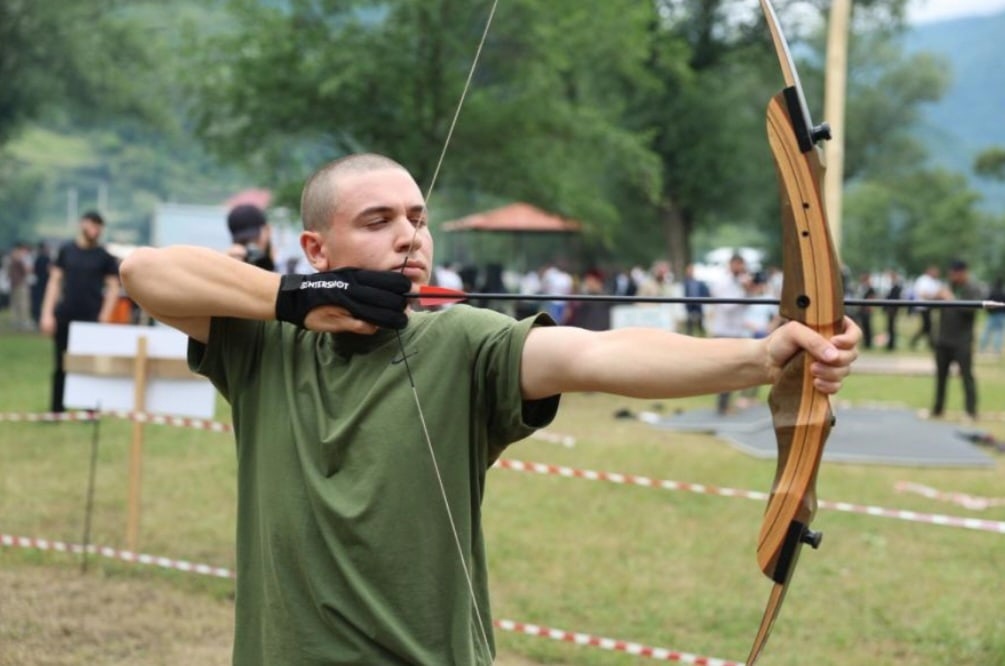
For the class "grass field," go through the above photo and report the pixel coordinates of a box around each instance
[2,321,1004,666]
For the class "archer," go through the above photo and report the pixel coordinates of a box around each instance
[120,153,861,665]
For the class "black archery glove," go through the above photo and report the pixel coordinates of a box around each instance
[275,269,411,330]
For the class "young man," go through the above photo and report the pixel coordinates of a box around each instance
[40,211,120,412]
[120,153,861,665]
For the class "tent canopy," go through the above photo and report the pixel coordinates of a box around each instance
[441,203,582,233]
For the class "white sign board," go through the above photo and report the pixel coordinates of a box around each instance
[65,322,216,419]
[610,304,681,332]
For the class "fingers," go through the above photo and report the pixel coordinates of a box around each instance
[777,321,839,364]
[772,319,860,395]
[834,316,863,349]
[349,302,408,330]
[354,270,412,294]
[303,306,384,335]
[351,284,408,313]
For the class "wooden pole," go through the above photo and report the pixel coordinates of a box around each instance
[125,336,148,552]
[824,0,852,256]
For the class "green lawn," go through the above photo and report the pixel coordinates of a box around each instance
[2,324,1004,665]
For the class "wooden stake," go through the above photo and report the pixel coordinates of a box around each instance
[125,336,148,552]
[824,0,852,254]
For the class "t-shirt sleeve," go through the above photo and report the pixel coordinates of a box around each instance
[103,250,120,277]
[470,311,560,458]
[54,244,69,271]
[187,317,266,401]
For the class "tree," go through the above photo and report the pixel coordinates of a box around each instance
[0,160,44,247]
[0,1,161,147]
[975,147,1005,181]
[189,0,661,256]
[843,169,983,275]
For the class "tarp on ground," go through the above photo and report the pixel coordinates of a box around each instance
[643,404,995,467]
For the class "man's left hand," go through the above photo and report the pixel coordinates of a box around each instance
[764,317,862,394]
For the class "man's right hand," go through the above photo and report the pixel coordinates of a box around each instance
[40,313,56,336]
[275,269,411,332]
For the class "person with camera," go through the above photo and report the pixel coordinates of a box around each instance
[226,204,276,271]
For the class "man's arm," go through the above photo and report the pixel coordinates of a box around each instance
[97,273,121,323]
[120,246,408,341]
[520,320,860,401]
[39,265,63,336]
[120,246,280,343]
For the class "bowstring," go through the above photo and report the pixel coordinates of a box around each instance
[393,0,500,657]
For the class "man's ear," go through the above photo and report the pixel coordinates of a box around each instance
[300,231,329,271]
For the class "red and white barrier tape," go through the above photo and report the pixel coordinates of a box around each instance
[0,410,573,444]
[0,410,234,432]
[493,459,1005,535]
[5,411,1001,532]
[494,619,740,665]
[2,533,731,664]
[1,534,234,578]
[894,481,1005,511]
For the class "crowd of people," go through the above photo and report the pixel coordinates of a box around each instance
[4,212,1002,423]
[0,240,51,331]
[426,253,1004,421]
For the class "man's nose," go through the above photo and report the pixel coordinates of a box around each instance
[394,219,422,254]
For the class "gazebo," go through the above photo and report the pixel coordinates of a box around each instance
[439,202,583,271]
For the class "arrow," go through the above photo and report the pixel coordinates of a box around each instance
[412,285,1003,310]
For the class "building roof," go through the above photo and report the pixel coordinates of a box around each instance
[441,202,582,233]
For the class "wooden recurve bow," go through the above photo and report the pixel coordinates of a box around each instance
[745,1,845,663]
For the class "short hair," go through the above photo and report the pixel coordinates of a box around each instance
[81,210,104,225]
[300,153,408,232]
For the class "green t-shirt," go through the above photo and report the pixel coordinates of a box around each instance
[188,305,559,665]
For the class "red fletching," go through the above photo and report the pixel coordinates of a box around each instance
[415,284,468,307]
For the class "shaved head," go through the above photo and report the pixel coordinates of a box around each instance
[300,154,411,232]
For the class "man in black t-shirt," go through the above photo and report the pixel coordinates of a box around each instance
[39,211,120,412]
[930,259,983,420]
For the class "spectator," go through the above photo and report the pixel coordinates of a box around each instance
[708,253,752,415]
[31,242,51,325]
[852,272,877,349]
[910,265,942,350]
[7,242,33,330]
[929,259,982,422]
[682,263,710,336]
[564,268,611,331]
[883,269,903,352]
[978,276,1004,357]
[39,211,120,412]
[226,204,276,271]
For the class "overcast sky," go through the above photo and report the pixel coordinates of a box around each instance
[907,0,1005,23]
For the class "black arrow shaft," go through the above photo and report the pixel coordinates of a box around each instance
[412,292,1001,309]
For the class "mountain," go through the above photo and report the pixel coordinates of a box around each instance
[902,10,1005,213]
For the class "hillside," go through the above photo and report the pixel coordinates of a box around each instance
[903,10,1005,213]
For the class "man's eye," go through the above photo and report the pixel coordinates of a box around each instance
[411,217,427,228]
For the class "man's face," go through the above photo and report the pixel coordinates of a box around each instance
[80,219,103,244]
[729,258,746,275]
[315,168,433,287]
